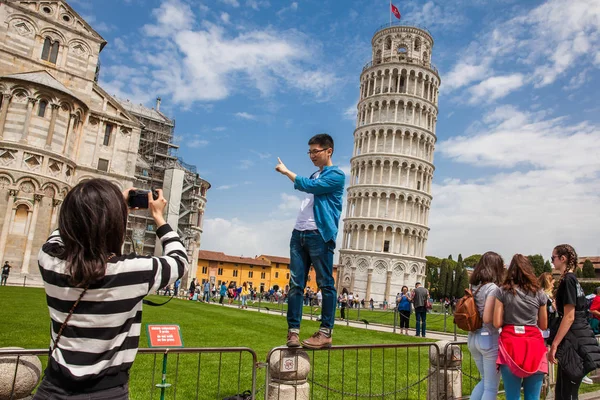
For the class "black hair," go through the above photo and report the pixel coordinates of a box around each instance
[308,133,334,154]
[58,179,128,287]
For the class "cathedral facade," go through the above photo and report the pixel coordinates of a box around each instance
[0,1,208,283]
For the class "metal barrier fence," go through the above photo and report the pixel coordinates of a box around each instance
[264,343,441,400]
[0,347,258,400]
[6,339,596,399]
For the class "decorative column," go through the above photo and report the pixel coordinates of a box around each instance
[349,266,356,292]
[384,270,392,302]
[365,268,373,301]
[45,103,61,148]
[48,199,62,236]
[0,94,13,139]
[21,194,43,274]
[0,189,18,262]
[20,97,37,143]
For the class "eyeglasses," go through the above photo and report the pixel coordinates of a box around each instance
[307,148,329,156]
[551,255,559,261]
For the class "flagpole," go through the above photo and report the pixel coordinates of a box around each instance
[389,0,392,26]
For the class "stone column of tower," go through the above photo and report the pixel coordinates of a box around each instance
[338,23,440,304]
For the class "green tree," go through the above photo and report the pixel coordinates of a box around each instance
[583,259,596,279]
[439,259,449,298]
[543,260,552,274]
[527,254,545,276]
[458,269,469,297]
[463,254,482,268]
[448,255,453,261]
[576,268,583,278]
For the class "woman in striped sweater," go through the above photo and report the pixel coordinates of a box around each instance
[33,179,189,399]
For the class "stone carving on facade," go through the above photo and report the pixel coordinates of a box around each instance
[19,181,35,194]
[22,153,42,171]
[0,177,11,189]
[0,149,17,166]
[43,185,56,198]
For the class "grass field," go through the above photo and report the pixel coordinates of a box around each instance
[1,286,439,399]
[196,296,468,336]
[2,286,599,399]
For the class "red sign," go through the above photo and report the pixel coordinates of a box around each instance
[146,325,184,348]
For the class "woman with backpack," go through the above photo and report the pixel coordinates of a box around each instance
[549,244,600,399]
[397,285,412,335]
[466,251,505,400]
[494,254,548,400]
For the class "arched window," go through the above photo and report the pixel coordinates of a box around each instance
[38,100,47,117]
[41,37,59,64]
[11,204,29,235]
[414,38,421,52]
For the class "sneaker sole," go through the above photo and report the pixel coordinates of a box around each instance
[286,342,301,347]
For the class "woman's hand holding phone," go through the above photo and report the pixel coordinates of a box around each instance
[149,189,167,227]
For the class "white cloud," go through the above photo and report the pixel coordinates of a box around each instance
[143,0,194,37]
[277,193,302,213]
[430,107,600,259]
[343,105,357,121]
[105,1,338,105]
[403,1,467,28]
[213,126,227,132]
[468,74,525,104]
[202,217,294,258]
[250,150,272,159]
[246,0,270,10]
[188,139,209,148]
[215,184,237,190]
[235,112,257,120]
[277,2,298,17]
[239,159,255,169]
[220,12,230,24]
[219,0,240,7]
[443,61,490,92]
[445,0,600,99]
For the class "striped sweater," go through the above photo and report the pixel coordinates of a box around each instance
[38,224,189,393]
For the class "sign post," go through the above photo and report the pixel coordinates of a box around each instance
[146,325,184,400]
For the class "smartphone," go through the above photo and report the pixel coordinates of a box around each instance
[128,190,158,209]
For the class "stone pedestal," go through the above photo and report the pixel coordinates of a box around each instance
[267,349,311,400]
[427,340,462,400]
[0,347,42,400]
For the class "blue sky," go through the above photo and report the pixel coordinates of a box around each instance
[70,0,600,262]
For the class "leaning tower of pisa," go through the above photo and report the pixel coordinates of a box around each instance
[337,23,440,304]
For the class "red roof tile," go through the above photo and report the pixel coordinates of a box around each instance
[198,250,270,266]
[258,254,290,264]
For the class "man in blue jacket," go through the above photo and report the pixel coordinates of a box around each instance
[275,133,345,349]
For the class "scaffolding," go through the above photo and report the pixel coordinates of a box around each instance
[118,99,210,258]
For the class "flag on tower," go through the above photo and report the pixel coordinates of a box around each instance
[391,3,401,20]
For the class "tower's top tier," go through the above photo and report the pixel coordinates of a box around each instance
[370,22,435,72]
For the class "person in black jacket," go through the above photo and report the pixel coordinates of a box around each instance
[549,244,600,400]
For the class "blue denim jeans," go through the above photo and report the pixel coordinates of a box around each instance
[467,330,500,400]
[500,365,544,400]
[287,229,336,330]
[415,307,427,336]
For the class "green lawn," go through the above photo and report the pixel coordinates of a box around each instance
[0,287,435,399]
[210,297,467,335]
[3,286,599,399]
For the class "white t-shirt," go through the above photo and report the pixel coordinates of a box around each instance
[294,171,320,231]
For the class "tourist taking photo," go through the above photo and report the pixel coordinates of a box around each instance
[34,178,189,399]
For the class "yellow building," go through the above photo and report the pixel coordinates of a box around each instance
[197,250,339,293]
[196,250,271,293]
